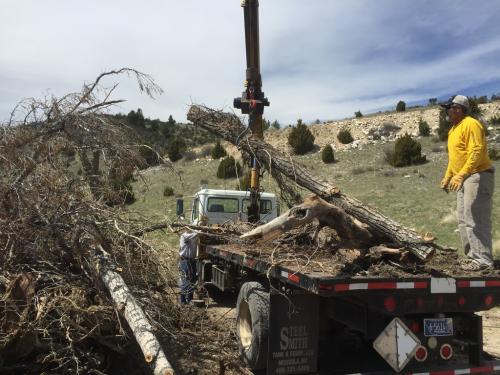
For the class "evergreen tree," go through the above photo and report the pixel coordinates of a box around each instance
[136,108,145,127]
[287,119,315,155]
[389,134,426,167]
[271,120,281,130]
[168,137,186,162]
[321,144,335,163]
[418,119,430,137]
[167,115,176,126]
[211,140,227,159]
[337,129,354,144]
[396,100,406,112]
[127,110,138,125]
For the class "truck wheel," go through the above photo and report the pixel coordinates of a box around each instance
[236,281,270,370]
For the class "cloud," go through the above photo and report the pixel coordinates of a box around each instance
[1,0,500,125]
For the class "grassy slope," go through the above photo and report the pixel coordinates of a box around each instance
[130,137,500,258]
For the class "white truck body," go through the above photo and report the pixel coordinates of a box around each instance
[189,188,278,225]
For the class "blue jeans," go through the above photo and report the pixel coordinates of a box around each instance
[179,258,197,304]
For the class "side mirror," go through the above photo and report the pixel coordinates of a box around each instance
[176,198,184,217]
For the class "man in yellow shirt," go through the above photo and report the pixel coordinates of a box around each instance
[440,95,495,269]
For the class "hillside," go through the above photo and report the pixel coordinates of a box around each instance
[223,102,500,156]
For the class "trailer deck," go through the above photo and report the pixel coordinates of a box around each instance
[206,244,500,295]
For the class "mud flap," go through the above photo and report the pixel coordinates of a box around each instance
[267,290,319,375]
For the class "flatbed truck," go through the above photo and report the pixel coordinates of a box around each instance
[197,243,500,375]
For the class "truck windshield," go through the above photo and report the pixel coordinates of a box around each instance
[207,197,239,213]
[242,199,272,214]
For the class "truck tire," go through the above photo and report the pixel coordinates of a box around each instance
[236,281,270,370]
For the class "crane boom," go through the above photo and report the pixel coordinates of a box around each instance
[233,0,269,223]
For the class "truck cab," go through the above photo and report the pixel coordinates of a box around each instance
[187,188,279,225]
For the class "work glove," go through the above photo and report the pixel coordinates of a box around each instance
[449,173,468,192]
[440,176,451,191]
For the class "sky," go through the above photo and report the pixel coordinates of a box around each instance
[2,0,500,126]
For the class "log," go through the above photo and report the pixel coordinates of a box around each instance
[241,195,373,248]
[187,105,435,261]
[92,244,174,375]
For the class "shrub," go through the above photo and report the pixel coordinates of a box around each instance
[287,119,315,155]
[337,128,354,144]
[489,146,500,161]
[321,144,335,163]
[388,134,427,167]
[168,137,186,162]
[163,186,175,197]
[216,156,242,179]
[396,100,406,112]
[355,110,363,118]
[211,140,227,159]
[418,119,430,136]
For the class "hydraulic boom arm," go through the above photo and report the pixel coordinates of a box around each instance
[233,0,270,223]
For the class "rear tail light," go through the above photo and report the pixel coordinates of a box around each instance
[415,346,428,362]
[485,295,493,306]
[440,343,453,360]
[458,296,466,306]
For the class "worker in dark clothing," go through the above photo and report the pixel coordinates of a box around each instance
[178,231,199,304]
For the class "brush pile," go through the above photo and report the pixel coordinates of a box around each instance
[0,70,248,375]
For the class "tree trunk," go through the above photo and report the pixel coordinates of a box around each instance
[187,105,435,261]
[92,244,174,375]
[241,195,373,248]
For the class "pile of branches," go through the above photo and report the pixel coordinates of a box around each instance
[0,69,185,374]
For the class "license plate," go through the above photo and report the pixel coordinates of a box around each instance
[423,318,453,337]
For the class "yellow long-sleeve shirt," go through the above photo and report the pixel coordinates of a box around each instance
[445,116,492,178]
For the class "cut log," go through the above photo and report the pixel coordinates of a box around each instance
[187,105,436,261]
[92,244,174,375]
[241,195,373,248]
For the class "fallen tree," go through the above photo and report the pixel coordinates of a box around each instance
[187,105,436,261]
[92,243,174,375]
